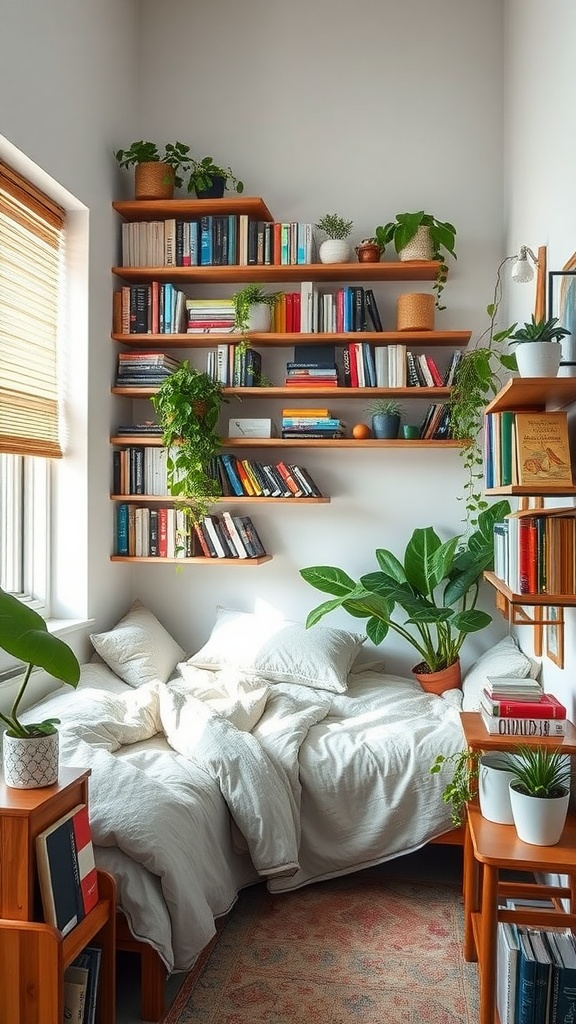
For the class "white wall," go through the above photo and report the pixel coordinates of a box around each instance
[9,0,569,685]
[504,0,576,717]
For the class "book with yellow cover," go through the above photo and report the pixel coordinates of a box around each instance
[513,410,573,485]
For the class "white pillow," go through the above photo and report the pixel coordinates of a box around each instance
[186,607,365,693]
[461,636,534,711]
[90,600,185,688]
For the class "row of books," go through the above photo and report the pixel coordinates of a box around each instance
[120,216,317,269]
[497,918,576,1024]
[485,409,573,488]
[206,343,262,387]
[114,283,188,335]
[64,946,102,1024]
[493,506,576,595]
[115,505,267,559]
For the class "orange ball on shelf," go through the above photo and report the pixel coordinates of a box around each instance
[352,423,372,440]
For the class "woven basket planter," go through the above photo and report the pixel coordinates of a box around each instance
[398,224,434,261]
[397,292,435,331]
[134,162,175,200]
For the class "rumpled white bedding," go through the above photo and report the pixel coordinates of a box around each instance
[23,661,466,973]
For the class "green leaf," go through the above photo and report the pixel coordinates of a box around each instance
[300,565,357,597]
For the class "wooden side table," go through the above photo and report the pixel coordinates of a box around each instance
[463,802,576,1024]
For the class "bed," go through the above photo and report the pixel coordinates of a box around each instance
[21,603,536,1021]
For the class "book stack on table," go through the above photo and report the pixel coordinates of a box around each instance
[480,676,567,737]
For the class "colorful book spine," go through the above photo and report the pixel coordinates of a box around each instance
[481,690,566,718]
[480,709,566,736]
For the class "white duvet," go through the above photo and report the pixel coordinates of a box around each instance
[23,661,466,973]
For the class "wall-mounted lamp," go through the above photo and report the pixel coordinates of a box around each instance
[511,245,540,284]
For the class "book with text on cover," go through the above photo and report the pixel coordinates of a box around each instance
[514,410,573,485]
[480,708,566,736]
[36,803,98,936]
[481,690,567,718]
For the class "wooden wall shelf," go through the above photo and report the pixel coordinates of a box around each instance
[111,331,472,348]
[484,376,576,413]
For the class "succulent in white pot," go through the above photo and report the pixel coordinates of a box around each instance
[509,316,571,378]
[507,745,571,846]
[315,213,353,264]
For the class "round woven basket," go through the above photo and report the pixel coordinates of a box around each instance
[397,292,435,331]
[134,162,175,200]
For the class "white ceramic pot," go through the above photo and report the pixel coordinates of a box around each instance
[398,225,434,262]
[509,782,570,846]
[478,754,515,824]
[2,730,59,788]
[514,342,562,378]
[319,239,352,264]
[246,302,271,332]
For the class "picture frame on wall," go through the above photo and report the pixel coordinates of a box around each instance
[548,269,576,372]
[545,605,564,668]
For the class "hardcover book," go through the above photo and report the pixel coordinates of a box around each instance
[514,410,573,485]
[36,803,98,936]
[481,690,567,719]
[480,709,567,736]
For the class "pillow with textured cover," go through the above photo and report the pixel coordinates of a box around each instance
[186,607,365,693]
[90,599,185,688]
[461,635,535,711]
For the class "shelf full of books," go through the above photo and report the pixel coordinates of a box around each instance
[485,405,576,497]
[113,505,271,563]
[497,916,576,1024]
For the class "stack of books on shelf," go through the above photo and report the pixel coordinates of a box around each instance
[418,402,451,440]
[115,352,181,387]
[211,454,322,498]
[294,284,384,333]
[485,408,573,489]
[186,297,235,334]
[497,920,576,1024]
[64,946,102,1024]
[284,361,339,388]
[479,676,567,736]
[207,343,262,386]
[493,506,576,595]
[115,505,267,559]
[280,409,345,440]
[114,283,187,334]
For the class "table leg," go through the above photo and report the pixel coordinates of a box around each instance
[479,863,498,1024]
[463,818,478,962]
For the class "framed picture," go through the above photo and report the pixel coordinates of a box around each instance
[545,605,564,668]
[548,270,576,366]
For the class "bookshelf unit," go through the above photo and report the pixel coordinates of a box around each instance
[482,376,576,655]
[0,767,116,1024]
[111,196,471,563]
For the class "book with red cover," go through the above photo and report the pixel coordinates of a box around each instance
[481,690,567,719]
[36,803,98,936]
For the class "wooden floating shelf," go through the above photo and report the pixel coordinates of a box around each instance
[113,197,275,222]
[110,495,330,504]
[112,261,442,285]
[483,570,576,607]
[485,483,576,497]
[110,555,272,565]
[111,435,464,449]
[485,376,576,413]
[111,331,472,348]
[112,386,452,399]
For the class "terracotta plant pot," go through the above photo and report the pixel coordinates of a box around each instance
[134,162,175,200]
[413,660,461,694]
[355,242,381,263]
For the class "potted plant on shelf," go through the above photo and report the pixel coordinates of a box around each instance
[375,211,457,309]
[0,587,80,788]
[315,213,354,264]
[151,361,227,526]
[300,500,510,693]
[114,140,194,200]
[184,156,244,198]
[509,315,571,378]
[507,745,571,846]
[366,398,404,439]
[430,749,516,826]
[231,283,282,343]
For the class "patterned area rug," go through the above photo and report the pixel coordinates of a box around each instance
[161,871,479,1024]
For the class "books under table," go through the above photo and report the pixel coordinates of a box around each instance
[480,707,567,736]
[497,921,576,1024]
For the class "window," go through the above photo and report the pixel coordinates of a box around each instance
[0,162,65,611]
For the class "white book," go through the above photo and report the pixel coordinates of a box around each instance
[164,217,176,266]
[166,507,176,557]
[497,921,519,1024]
[480,708,566,736]
[216,344,229,385]
[64,965,89,1024]
[221,510,249,558]
[202,515,226,558]
[374,347,389,387]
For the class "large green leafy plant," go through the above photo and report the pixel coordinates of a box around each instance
[375,211,457,309]
[0,588,80,738]
[300,501,510,674]
[114,141,194,189]
[151,361,227,525]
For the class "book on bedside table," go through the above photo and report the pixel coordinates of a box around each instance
[480,708,567,737]
[36,802,98,935]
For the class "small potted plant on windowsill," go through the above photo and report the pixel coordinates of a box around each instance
[315,213,354,264]
[0,588,80,788]
[375,211,457,309]
[114,140,194,200]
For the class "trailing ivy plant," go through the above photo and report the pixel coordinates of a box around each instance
[232,284,282,353]
[151,361,228,526]
[449,258,518,531]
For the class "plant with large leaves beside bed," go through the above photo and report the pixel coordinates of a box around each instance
[300,501,510,689]
[0,586,80,788]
